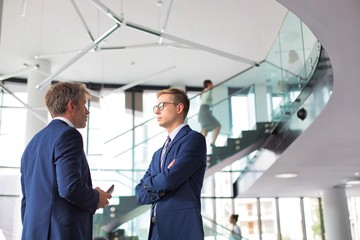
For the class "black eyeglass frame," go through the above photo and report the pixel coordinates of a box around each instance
[153,102,179,113]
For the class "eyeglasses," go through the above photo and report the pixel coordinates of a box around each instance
[153,102,179,114]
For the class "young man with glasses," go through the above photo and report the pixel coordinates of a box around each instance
[135,88,207,240]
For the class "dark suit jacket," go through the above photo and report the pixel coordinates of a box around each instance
[21,119,99,240]
[135,125,207,240]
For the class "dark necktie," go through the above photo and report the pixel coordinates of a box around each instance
[160,136,171,171]
[152,136,171,225]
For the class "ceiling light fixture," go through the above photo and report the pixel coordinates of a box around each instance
[89,0,259,66]
[36,23,120,90]
[344,177,360,186]
[275,173,298,179]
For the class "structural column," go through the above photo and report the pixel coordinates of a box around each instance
[322,187,352,240]
[25,59,51,144]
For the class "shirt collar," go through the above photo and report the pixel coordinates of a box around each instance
[168,123,186,141]
[53,117,74,128]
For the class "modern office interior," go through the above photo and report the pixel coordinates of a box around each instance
[0,0,360,240]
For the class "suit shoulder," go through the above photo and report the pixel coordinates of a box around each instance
[35,121,80,143]
[185,126,203,136]
[186,128,206,141]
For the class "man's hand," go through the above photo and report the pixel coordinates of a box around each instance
[95,187,112,209]
[167,159,176,169]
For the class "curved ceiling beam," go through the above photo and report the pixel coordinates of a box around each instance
[36,23,121,90]
[89,0,259,67]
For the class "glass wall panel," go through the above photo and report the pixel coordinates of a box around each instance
[201,175,216,233]
[348,196,360,240]
[303,198,324,240]
[0,108,26,167]
[101,89,133,140]
[229,86,256,138]
[278,198,304,239]
[234,198,260,239]
[214,170,233,198]
[260,198,278,240]
[0,88,27,167]
[134,90,157,126]
[101,90,133,156]
[186,90,202,133]
[84,101,103,155]
[0,196,22,240]
[214,198,233,238]
[90,89,137,196]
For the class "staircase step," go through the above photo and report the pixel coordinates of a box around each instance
[206,122,273,168]
[227,138,242,152]
[212,145,234,159]
[207,154,222,167]
[241,130,260,145]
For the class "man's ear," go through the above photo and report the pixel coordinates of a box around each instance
[67,100,74,112]
[177,103,184,113]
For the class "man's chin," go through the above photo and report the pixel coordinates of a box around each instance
[158,122,166,128]
[75,124,87,129]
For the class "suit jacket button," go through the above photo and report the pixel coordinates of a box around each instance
[143,185,148,190]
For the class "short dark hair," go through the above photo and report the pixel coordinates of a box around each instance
[157,88,190,120]
[230,214,239,222]
[203,79,212,89]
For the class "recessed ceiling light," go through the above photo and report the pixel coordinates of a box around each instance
[275,173,298,179]
[344,177,360,185]
[346,180,360,185]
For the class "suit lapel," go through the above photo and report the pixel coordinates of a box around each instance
[170,125,190,147]
[160,125,191,170]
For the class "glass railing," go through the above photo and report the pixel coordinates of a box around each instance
[91,10,324,237]
[97,45,321,195]
[94,208,249,240]
[203,215,249,240]
[103,12,321,160]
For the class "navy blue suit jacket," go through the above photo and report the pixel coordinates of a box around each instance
[21,119,99,240]
[135,125,207,240]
